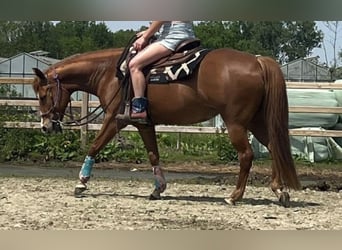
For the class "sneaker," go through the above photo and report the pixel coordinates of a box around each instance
[130,110,148,124]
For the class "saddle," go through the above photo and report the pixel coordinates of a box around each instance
[116,37,208,83]
[115,36,209,123]
[149,38,202,67]
[147,40,209,83]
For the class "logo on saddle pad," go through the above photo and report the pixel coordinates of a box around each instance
[117,44,210,84]
[147,48,210,83]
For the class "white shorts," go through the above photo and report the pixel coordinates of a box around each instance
[157,22,195,51]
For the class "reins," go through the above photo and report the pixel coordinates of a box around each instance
[41,35,138,127]
[44,69,122,127]
[62,102,104,127]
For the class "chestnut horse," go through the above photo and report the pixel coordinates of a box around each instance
[32,47,300,207]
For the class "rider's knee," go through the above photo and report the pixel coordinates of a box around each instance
[129,61,143,76]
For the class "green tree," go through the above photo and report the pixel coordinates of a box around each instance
[87,21,114,49]
[280,21,323,63]
[0,21,24,57]
[14,21,55,54]
[0,21,117,59]
[194,21,232,48]
[0,21,58,57]
[194,21,322,64]
[1,21,323,65]
[112,29,137,48]
[53,21,114,58]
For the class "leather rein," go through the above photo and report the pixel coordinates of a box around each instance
[41,70,120,127]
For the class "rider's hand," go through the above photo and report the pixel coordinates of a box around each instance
[136,30,146,38]
[133,35,148,51]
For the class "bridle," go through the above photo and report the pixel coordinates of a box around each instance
[39,69,121,127]
[40,70,67,124]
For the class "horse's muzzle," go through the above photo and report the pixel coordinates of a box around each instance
[41,120,63,134]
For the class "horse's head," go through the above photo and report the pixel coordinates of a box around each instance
[32,67,71,133]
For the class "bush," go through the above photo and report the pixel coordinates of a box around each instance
[0,125,238,164]
[0,104,237,163]
[0,128,84,162]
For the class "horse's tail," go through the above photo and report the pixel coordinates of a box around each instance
[257,56,301,190]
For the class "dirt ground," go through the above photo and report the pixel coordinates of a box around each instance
[0,161,341,230]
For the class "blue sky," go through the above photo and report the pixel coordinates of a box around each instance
[104,21,150,32]
[312,21,342,66]
[104,21,342,66]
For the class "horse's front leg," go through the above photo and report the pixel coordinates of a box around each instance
[74,116,124,195]
[137,125,166,200]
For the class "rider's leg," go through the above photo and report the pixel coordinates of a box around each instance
[128,42,172,120]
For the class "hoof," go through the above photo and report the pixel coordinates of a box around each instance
[74,183,87,197]
[279,192,290,208]
[224,198,236,205]
[149,189,161,200]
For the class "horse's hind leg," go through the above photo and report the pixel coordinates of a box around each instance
[268,147,291,207]
[249,118,290,207]
[137,125,166,200]
[224,123,254,205]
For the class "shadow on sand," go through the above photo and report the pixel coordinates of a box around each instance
[73,191,320,208]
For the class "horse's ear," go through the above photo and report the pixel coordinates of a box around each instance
[32,68,47,86]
